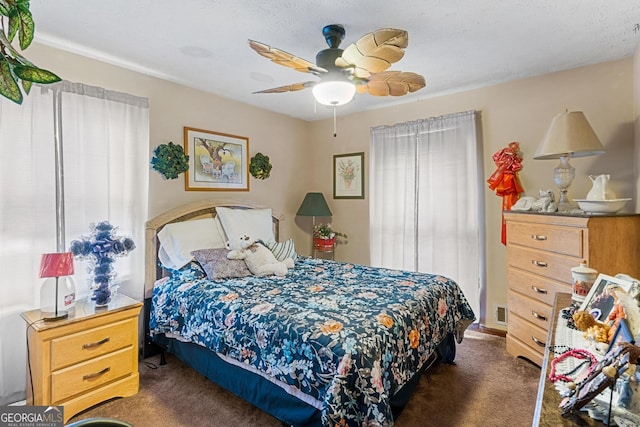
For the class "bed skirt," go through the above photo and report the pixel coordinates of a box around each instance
[152,333,457,426]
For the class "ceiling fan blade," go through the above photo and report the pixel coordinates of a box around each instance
[248,40,326,75]
[336,29,408,78]
[357,71,426,96]
[253,81,316,94]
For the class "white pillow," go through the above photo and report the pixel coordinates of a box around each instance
[157,217,226,270]
[216,207,275,247]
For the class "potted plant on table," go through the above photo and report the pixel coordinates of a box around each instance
[313,223,347,250]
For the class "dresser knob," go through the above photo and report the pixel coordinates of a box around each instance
[531,336,546,347]
[531,285,548,294]
[531,260,547,267]
[530,234,547,241]
[532,311,548,321]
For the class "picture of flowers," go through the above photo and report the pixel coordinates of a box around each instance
[333,152,364,199]
[184,127,249,191]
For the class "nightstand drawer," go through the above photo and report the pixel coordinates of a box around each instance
[51,318,136,370]
[507,290,552,331]
[51,347,134,402]
[507,222,583,257]
[507,268,571,306]
[507,245,577,284]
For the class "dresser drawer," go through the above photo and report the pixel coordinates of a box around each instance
[507,312,547,356]
[507,268,571,306]
[51,318,136,371]
[506,335,543,366]
[507,245,577,284]
[507,290,552,331]
[51,347,134,402]
[507,222,583,257]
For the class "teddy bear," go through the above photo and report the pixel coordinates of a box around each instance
[226,235,294,277]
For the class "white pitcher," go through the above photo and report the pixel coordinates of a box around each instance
[586,174,616,200]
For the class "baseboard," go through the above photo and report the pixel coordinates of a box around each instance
[468,323,506,337]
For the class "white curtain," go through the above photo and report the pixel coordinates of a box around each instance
[370,111,484,318]
[0,82,149,404]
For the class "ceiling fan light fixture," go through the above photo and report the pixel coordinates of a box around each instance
[312,81,356,106]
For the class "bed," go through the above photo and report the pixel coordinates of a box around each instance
[145,200,475,426]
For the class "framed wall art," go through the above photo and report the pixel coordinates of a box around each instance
[333,152,364,199]
[184,127,249,191]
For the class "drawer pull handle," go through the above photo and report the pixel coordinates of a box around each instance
[532,311,548,321]
[82,337,110,349]
[82,367,110,381]
[531,286,548,294]
[531,336,546,347]
[531,260,547,267]
[530,234,547,241]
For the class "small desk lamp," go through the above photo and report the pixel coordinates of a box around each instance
[533,111,605,212]
[39,252,75,321]
[296,192,332,252]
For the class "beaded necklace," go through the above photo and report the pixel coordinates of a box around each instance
[549,349,598,383]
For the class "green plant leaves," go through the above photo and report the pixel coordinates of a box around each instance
[250,152,272,180]
[0,0,59,104]
[0,55,22,103]
[151,142,190,180]
[13,64,60,83]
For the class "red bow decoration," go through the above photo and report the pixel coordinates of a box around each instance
[487,142,524,245]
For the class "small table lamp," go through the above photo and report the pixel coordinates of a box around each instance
[39,252,75,321]
[296,192,332,252]
[534,111,605,212]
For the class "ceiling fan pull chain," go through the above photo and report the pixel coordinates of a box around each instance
[333,106,337,137]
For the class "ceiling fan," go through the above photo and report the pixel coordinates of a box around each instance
[248,24,426,108]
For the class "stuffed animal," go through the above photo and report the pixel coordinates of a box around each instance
[573,310,611,343]
[227,235,294,277]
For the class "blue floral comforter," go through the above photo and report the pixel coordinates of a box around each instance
[150,257,475,426]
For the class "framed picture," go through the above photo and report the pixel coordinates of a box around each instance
[184,127,249,191]
[578,273,634,323]
[333,152,364,199]
[607,319,635,353]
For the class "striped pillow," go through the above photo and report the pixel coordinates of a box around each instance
[266,239,297,262]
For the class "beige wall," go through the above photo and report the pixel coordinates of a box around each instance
[24,43,636,330]
[308,58,635,329]
[635,42,640,210]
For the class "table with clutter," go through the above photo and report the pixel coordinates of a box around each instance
[534,281,640,427]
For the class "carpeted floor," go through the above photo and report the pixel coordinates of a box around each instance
[68,330,541,426]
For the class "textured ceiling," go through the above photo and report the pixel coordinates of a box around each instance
[30,0,640,121]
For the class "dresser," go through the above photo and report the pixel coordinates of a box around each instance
[21,294,142,423]
[504,212,640,366]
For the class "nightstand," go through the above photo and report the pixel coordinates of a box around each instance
[21,294,142,423]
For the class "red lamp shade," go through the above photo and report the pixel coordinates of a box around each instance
[39,252,75,278]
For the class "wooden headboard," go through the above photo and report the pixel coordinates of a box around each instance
[144,199,283,298]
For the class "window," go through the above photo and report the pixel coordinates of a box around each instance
[370,111,484,318]
[0,81,149,404]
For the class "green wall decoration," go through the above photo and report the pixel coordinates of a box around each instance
[250,152,272,180]
[0,0,62,104]
[151,141,190,180]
